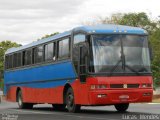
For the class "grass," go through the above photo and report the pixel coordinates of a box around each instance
[152,98,160,103]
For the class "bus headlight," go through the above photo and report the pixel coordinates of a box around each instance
[141,84,152,88]
[90,85,107,90]
[97,85,107,89]
[90,85,96,90]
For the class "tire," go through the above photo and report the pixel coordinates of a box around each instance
[66,87,81,113]
[52,104,66,111]
[114,103,129,112]
[17,90,33,109]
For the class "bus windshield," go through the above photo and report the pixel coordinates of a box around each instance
[90,34,151,74]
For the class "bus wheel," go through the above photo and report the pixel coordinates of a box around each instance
[17,90,33,109]
[52,104,66,111]
[114,103,129,112]
[66,87,81,113]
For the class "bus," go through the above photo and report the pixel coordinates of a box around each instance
[4,24,153,112]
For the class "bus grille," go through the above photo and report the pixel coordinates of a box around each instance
[110,84,139,88]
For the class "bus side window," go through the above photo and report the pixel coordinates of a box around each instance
[9,54,13,69]
[58,38,70,60]
[26,49,32,65]
[45,42,55,61]
[23,49,32,66]
[34,46,44,63]
[17,52,22,67]
[5,55,9,69]
[13,53,17,68]
[74,34,85,45]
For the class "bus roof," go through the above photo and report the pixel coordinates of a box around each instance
[5,24,147,54]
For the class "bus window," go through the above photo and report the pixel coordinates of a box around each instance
[9,55,13,68]
[58,38,70,60]
[23,49,32,65]
[34,46,44,63]
[13,53,18,68]
[5,55,9,69]
[17,52,22,67]
[45,43,54,61]
[74,34,85,45]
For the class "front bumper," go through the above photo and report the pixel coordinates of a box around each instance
[88,88,153,105]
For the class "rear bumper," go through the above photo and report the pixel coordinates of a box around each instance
[88,88,153,105]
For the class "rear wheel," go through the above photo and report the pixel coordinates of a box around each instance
[114,103,129,112]
[52,104,66,111]
[17,90,33,109]
[66,87,81,113]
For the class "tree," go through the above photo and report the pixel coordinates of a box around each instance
[38,32,59,40]
[150,28,160,88]
[94,12,158,33]
[0,41,21,78]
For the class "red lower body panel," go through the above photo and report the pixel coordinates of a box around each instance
[6,79,89,104]
[6,86,64,104]
[88,89,153,105]
[6,76,153,106]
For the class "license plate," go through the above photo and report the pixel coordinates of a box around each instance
[119,95,129,99]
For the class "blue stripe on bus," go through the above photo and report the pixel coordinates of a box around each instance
[4,61,77,94]
[12,79,75,88]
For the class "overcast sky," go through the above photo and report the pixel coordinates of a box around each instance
[0,0,159,45]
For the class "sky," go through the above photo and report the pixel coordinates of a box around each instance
[0,0,160,45]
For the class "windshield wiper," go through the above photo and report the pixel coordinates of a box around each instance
[121,50,140,75]
[138,66,148,72]
[109,59,122,76]
[109,50,124,76]
[109,35,141,76]
[125,64,140,75]
[109,48,125,76]
[109,49,141,76]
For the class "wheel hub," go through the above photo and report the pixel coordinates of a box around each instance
[67,94,73,107]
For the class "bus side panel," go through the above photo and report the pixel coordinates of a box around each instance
[7,80,88,104]
[6,86,17,102]
[6,86,65,104]
[71,79,90,105]
[4,61,77,104]
[22,87,63,104]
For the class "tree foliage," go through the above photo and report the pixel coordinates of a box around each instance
[85,12,160,88]
[38,32,59,40]
[150,28,160,88]
[96,12,158,33]
[0,41,21,78]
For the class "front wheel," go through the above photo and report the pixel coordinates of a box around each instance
[114,103,129,112]
[66,88,81,113]
[17,90,33,109]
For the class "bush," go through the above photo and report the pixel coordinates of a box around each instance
[0,79,4,90]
